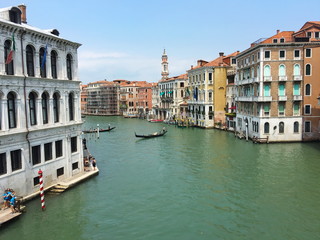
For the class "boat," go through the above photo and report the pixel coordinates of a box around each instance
[148,119,163,123]
[135,129,167,138]
[83,127,116,133]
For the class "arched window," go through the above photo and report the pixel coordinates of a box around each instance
[29,92,37,126]
[264,65,271,76]
[294,64,300,76]
[66,54,72,80]
[278,84,285,96]
[42,92,49,124]
[279,64,286,76]
[68,93,74,121]
[53,92,60,123]
[305,64,311,76]
[7,92,16,128]
[51,50,58,79]
[293,83,300,95]
[264,122,269,134]
[39,47,47,78]
[294,121,299,133]
[26,45,35,77]
[264,84,270,96]
[4,40,14,75]
[279,122,284,133]
[305,84,311,96]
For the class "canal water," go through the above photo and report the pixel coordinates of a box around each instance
[1,116,320,240]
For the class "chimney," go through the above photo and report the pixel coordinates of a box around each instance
[277,29,280,34]
[219,52,224,66]
[18,4,27,23]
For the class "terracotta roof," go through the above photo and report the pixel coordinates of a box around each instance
[261,31,295,44]
[203,57,227,67]
[89,80,115,85]
[159,73,188,82]
[298,21,320,31]
[121,81,149,87]
[224,51,240,58]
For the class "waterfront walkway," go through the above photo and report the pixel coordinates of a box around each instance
[0,208,22,226]
[0,167,99,226]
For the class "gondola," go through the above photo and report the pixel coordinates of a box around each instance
[135,129,167,138]
[83,127,116,133]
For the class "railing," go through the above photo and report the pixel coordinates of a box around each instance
[293,75,302,81]
[278,76,287,81]
[293,95,302,101]
[278,96,287,101]
[253,96,272,102]
[236,96,253,102]
[264,76,272,82]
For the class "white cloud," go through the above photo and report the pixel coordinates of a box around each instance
[78,50,194,84]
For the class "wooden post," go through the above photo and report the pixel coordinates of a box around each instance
[38,169,45,210]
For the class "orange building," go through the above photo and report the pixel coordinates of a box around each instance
[80,84,88,115]
[137,82,153,118]
[118,80,152,117]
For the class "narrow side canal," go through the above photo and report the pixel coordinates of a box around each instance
[1,116,320,240]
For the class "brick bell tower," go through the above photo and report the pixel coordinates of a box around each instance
[161,49,169,80]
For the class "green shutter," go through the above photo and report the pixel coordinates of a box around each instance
[279,103,284,111]
[293,84,300,95]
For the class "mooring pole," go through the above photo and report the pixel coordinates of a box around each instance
[38,169,46,211]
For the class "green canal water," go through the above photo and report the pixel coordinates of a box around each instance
[1,116,320,240]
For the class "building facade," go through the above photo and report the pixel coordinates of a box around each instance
[85,80,120,116]
[187,53,238,128]
[137,83,153,118]
[170,74,189,120]
[235,22,320,142]
[0,5,83,197]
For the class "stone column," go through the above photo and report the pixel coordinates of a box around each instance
[0,41,5,75]
[48,97,54,124]
[1,99,8,131]
[35,52,41,78]
[16,98,22,129]
[36,98,42,126]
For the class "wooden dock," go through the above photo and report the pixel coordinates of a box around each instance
[0,206,25,226]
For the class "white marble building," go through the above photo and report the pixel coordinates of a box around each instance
[0,5,83,197]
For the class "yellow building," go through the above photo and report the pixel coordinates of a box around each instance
[187,52,239,128]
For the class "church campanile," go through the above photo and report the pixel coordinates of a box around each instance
[161,49,169,80]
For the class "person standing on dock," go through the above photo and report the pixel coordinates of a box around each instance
[10,193,16,213]
[92,159,97,170]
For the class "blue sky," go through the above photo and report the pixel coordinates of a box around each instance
[2,0,320,84]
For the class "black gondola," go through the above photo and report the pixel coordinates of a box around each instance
[83,127,116,134]
[135,129,167,138]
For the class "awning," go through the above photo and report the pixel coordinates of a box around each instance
[229,106,236,110]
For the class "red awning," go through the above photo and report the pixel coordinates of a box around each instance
[229,106,236,109]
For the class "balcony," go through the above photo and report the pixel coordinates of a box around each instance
[278,96,287,101]
[188,100,207,105]
[293,95,302,101]
[293,75,302,81]
[253,96,272,102]
[236,96,253,102]
[278,76,287,81]
[241,77,257,85]
[263,76,272,82]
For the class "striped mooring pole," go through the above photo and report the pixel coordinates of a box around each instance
[38,169,46,210]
